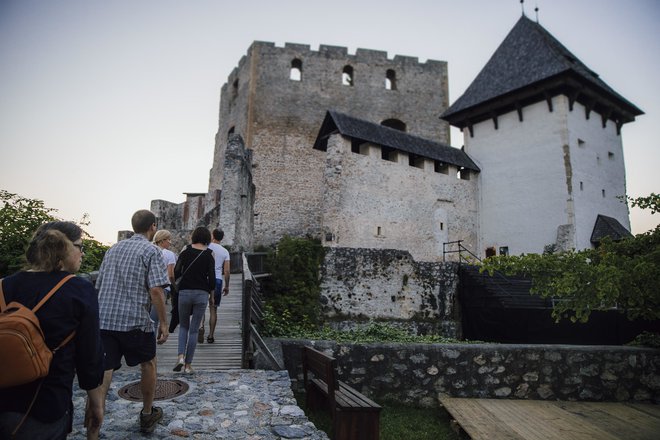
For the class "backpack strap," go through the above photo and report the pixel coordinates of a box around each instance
[0,279,6,311]
[32,274,75,313]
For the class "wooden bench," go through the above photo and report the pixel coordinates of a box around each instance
[302,346,381,440]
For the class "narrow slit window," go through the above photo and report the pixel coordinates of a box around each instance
[602,189,606,198]
[227,126,235,138]
[385,69,397,90]
[439,222,444,231]
[290,59,302,81]
[377,226,382,236]
[579,181,583,191]
[342,65,353,86]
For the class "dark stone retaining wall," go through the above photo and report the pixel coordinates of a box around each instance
[262,338,660,408]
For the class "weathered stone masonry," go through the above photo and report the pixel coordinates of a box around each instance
[264,339,660,408]
[320,247,461,337]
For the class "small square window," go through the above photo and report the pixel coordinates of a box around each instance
[608,152,614,159]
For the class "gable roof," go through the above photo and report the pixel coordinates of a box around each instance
[313,110,480,171]
[441,15,643,132]
[590,214,633,243]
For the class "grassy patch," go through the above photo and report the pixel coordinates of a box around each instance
[294,392,460,440]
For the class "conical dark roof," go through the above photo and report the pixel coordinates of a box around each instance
[441,15,642,132]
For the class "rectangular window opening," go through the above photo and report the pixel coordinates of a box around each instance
[458,167,470,180]
[376,226,382,236]
[499,246,509,256]
[602,189,606,198]
[434,161,449,174]
[439,222,444,231]
[409,155,424,169]
[608,152,614,159]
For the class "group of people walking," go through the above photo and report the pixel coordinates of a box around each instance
[0,209,230,439]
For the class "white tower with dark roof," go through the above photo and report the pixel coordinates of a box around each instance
[442,15,642,256]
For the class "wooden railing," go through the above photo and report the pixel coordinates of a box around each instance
[241,253,282,370]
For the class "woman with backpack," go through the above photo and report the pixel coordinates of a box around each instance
[0,222,105,439]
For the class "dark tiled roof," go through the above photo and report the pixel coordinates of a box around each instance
[590,214,633,243]
[313,110,480,171]
[442,15,642,128]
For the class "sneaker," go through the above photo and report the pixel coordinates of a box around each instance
[173,359,184,372]
[184,365,194,374]
[197,328,204,343]
[139,406,163,433]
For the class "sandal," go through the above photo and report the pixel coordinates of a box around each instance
[207,336,214,343]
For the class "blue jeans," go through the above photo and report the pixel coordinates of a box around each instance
[177,289,208,363]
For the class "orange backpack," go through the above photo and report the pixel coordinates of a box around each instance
[0,274,76,388]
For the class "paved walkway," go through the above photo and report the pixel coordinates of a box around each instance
[69,369,328,439]
[67,274,327,439]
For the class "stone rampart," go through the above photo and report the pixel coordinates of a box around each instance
[320,247,461,337]
[263,338,660,408]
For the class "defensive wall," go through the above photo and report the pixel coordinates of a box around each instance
[261,339,660,409]
[320,248,461,337]
[321,134,478,261]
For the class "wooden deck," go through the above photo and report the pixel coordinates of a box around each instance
[155,276,244,372]
[440,397,660,440]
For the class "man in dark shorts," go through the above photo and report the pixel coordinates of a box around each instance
[96,210,169,433]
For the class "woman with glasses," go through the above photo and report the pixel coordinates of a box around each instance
[0,221,105,439]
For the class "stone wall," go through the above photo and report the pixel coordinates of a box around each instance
[209,41,451,247]
[263,339,660,408]
[321,133,478,261]
[320,248,460,337]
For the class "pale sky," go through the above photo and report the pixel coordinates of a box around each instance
[1,0,658,245]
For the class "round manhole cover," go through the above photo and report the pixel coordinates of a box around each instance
[118,379,189,402]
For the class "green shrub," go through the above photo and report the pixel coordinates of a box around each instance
[262,236,325,335]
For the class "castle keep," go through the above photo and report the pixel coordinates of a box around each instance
[151,16,641,332]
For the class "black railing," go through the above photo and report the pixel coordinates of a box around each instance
[241,253,281,370]
[443,240,482,264]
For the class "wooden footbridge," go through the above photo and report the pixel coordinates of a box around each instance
[155,275,245,372]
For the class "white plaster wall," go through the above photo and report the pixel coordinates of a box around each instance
[465,99,570,256]
[322,134,478,261]
[465,96,631,256]
[566,99,630,249]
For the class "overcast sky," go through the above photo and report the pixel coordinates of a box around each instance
[1,0,658,244]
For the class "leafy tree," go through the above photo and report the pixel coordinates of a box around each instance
[262,236,325,335]
[481,194,659,323]
[0,190,108,277]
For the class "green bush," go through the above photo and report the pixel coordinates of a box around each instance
[0,190,108,276]
[480,194,660,323]
[262,236,325,335]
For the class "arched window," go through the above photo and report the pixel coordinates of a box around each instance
[290,59,302,81]
[385,69,397,90]
[227,126,235,138]
[342,65,353,86]
[381,118,406,131]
